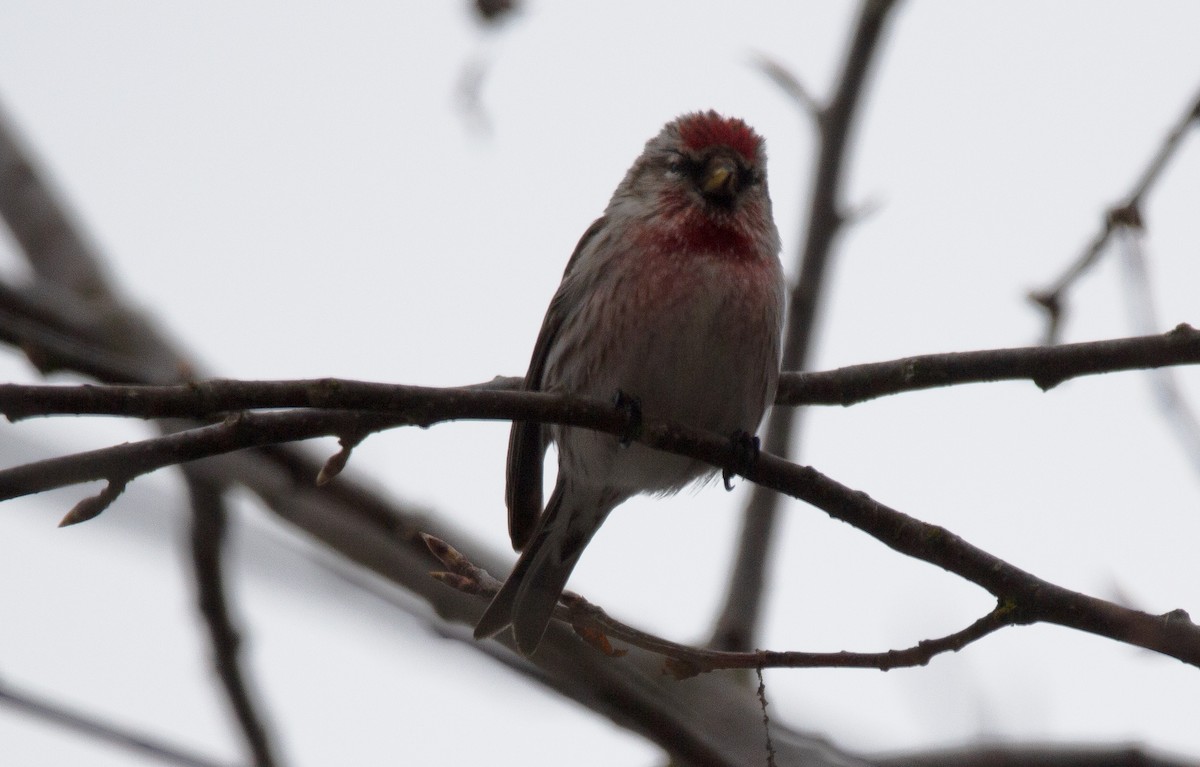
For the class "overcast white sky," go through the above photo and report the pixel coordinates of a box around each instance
[1,2,1199,766]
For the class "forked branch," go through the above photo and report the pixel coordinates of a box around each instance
[1,374,1197,667]
[1,326,1197,423]
[1030,83,1200,342]
[425,533,1019,676]
[714,0,902,653]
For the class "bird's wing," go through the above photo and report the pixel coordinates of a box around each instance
[505,216,607,550]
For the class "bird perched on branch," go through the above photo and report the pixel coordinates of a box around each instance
[475,111,785,655]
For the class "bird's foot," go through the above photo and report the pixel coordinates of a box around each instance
[613,389,643,448]
[723,431,760,491]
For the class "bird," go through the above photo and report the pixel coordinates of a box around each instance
[474,111,785,655]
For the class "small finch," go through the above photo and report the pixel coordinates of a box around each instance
[474,111,785,655]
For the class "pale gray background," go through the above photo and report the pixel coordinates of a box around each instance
[0,2,1198,765]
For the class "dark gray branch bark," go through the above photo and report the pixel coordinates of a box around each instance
[879,744,1200,767]
[712,0,902,653]
[185,472,280,767]
[1029,81,1200,343]
[0,678,241,767]
[3,20,1197,767]
[0,94,872,767]
[1,380,1197,668]
[2,327,1197,423]
[427,534,1017,675]
[777,324,1200,405]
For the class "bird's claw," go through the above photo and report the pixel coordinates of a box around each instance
[723,431,760,490]
[613,390,643,448]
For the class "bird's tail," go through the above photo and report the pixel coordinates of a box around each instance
[474,481,607,655]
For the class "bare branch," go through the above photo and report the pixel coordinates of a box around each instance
[1127,89,1200,209]
[3,380,1197,667]
[425,533,1017,675]
[0,677,241,767]
[1,29,1194,765]
[0,282,152,382]
[0,380,588,424]
[1116,233,1200,479]
[879,744,1200,767]
[751,53,822,120]
[0,105,115,299]
[185,472,281,767]
[0,91,872,767]
[713,0,903,653]
[757,667,778,767]
[1,327,1198,424]
[1029,82,1200,343]
[0,106,193,385]
[778,324,1200,405]
[0,95,278,767]
[0,410,406,503]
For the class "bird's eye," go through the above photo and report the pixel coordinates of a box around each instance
[665,154,687,176]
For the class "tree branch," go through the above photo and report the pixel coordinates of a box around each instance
[712,0,902,653]
[0,105,114,299]
[2,41,1195,765]
[425,533,1017,676]
[879,744,1200,767]
[1116,232,1200,479]
[0,677,241,767]
[2,379,1196,668]
[0,104,190,383]
[1029,81,1200,343]
[778,324,1200,405]
[185,472,280,767]
[1,109,865,765]
[3,326,1196,422]
[752,53,822,120]
[0,97,279,766]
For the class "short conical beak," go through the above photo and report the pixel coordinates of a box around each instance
[701,156,738,196]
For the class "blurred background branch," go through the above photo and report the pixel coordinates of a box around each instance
[710,0,901,654]
[1,2,1198,765]
[0,677,240,767]
[0,82,875,767]
[1029,83,1200,343]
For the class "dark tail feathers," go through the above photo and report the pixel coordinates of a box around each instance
[474,482,600,655]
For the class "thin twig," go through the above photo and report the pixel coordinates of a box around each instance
[777,324,1200,405]
[0,327,1198,423]
[0,284,152,383]
[0,97,279,767]
[0,410,406,503]
[711,0,902,653]
[1029,82,1200,343]
[0,677,241,767]
[756,667,777,767]
[185,472,280,767]
[425,533,1018,675]
[4,382,1197,667]
[1117,232,1200,478]
[878,744,1200,767]
[0,105,190,383]
[751,53,822,119]
[0,94,871,767]
[0,104,114,299]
